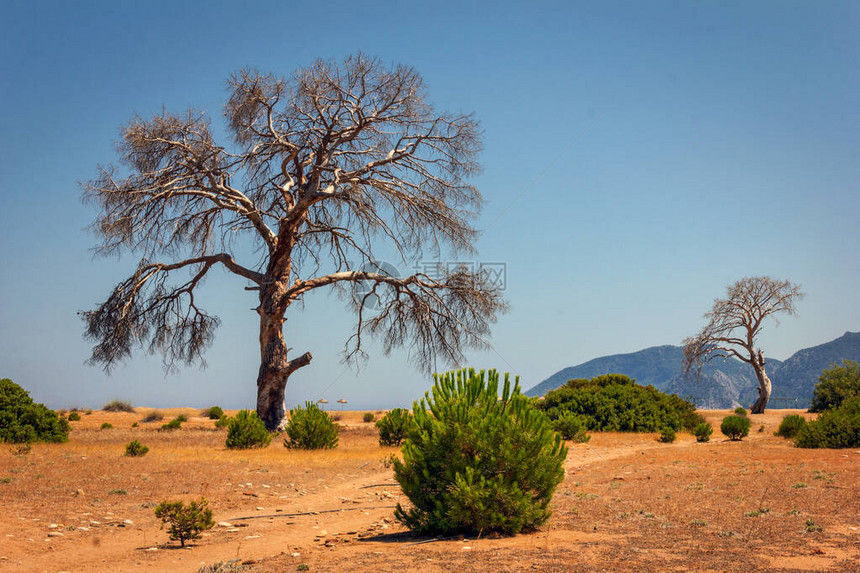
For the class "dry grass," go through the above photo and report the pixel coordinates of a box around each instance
[1,408,857,572]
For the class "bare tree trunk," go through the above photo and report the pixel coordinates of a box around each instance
[256,302,290,431]
[750,349,771,414]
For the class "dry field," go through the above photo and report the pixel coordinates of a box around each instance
[1,409,858,573]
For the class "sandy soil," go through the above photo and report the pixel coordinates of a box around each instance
[1,409,857,573]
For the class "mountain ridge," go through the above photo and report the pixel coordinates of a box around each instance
[525,331,860,408]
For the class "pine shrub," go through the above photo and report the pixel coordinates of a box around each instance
[204,406,224,420]
[154,498,215,547]
[537,374,703,433]
[176,414,188,423]
[809,360,860,412]
[658,427,676,443]
[552,411,590,443]
[0,378,69,444]
[68,411,81,421]
[720,415,751,441]
[101,422,113,430]
[284,402,339,449]
[225,410,271,449]
[376,408,414,447]
[795,396,860,448]
[363,412,375,423]
[394,368,568,535]
[734,407,748,417]
[694,422,713,442]
[776,415,806,439]
[161,418,182,431]
[124,440,149,457]
[214,414,231,429]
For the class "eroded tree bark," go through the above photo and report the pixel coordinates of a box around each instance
[750,349,771,414]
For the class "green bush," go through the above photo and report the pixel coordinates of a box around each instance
[394,368,568,535]
[776,414,807,439]
[658,427,676,443]
[68,411,81,421]
[226,410,271,449]
[214,414,231,429]
[537,374,704,433]
[734,407,748,417]
[101,422,113,430]
[204,406,224,420]
[161,418,182,431]
[103,400,134,413]
[694,422,713,442]
[720,415,751,441]
[552,411,590,443]
[124,440,149,457]
[363,412,375,423]
[376,408,415,447]
[284,402,339,449]
[810,360,860,412]
[154,498,215,547]
[0,378,70,444]
[176,414,188,423]
[795,397,860,448]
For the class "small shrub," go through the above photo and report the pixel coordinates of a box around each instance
[100,422,113,430]
[141,411,163,423]
[131,422,138,428]
[720,415,751,441]
[734,407,747,417]
[226,410,271,449]
[204,406,224,420]
[776,415,807,439]
[658,427,676,443]
[154,498,215,547]
[297,565,310,572]
[693,422,713,442]
[363,412,375,423]
[176,414,188,423]
[68,411,81,421]
[809,360,860,412]
[795,396,860,448]
[552,411,590,442]
[197,562,249,573]
[108,488,127,495]
[214,414,231,429]
[103,400,134,413]
[376,408,414,447]
[124,440,149,457]
[758,424,765,433]
[161,418,182,431]
[805,518,822,532]
[394,368,568,535]
[285,402,339,449]
[0,378,70,444]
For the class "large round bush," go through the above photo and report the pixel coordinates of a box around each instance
[394,368,568,535]
[720,414,751,441]
[0,378,69,444]
[809,360,860,412]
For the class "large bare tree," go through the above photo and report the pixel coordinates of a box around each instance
[682,276,803,414]
[82,54,507,430]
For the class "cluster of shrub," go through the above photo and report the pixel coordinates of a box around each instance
[773,360,860,448]
[535,374,704,443]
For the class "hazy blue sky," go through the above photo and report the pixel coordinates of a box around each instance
[1,1,858,411]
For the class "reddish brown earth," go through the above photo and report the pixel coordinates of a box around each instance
[1,409,857,572]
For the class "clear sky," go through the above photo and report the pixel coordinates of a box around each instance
[1,0,858,411]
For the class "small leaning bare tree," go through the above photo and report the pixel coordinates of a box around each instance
[682,276,803,414]
[82,54,507,430]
